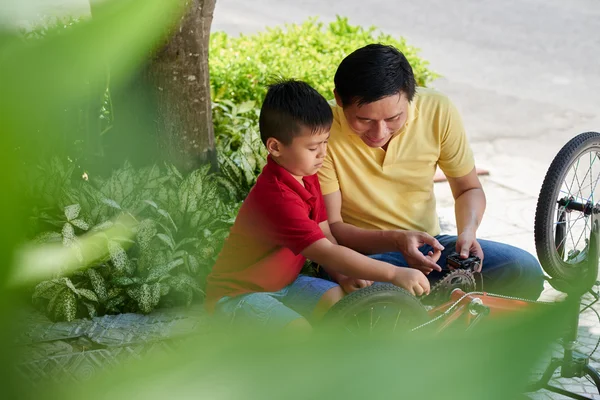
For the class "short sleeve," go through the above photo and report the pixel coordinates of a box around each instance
[258,195,326,255]
[318,109,342,195]
[312,176,328,223]
[437,97,475,178]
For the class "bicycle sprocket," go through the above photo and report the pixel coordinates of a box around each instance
[422,269,477,306]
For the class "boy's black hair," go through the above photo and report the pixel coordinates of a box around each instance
[334,44,416,107]
[259,79,333,146]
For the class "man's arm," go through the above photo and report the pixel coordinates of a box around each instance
[446,167,486,266]
[324,190,444,273]
[301,238,430,296]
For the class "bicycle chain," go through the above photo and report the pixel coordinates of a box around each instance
[412,291,555,332]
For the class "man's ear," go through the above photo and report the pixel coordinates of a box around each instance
[266,137,284,156]
[333,89,343,108]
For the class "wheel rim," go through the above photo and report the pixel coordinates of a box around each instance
[548,147,600,277]
[340,301,422,336]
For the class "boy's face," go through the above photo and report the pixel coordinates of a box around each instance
[336,92,409,148]
[269,127,330,180]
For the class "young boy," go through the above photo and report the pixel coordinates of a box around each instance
[205,80,432,332]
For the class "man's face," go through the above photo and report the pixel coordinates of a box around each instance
[338,92,409,148]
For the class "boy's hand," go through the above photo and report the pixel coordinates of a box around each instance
[390,268,430,297]
[338,277,373,294]
[394,231,444,274]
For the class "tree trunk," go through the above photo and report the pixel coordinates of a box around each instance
[147,0,217,172]
[95,0,217,174]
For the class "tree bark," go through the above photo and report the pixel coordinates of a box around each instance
[147,0,217,172]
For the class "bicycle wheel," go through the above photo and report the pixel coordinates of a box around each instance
[323,284,429,335]
[534,131,600,283]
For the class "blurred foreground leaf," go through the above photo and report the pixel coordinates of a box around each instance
[41,300,568,400]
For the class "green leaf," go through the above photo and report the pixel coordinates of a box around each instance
[54,290,78,322]
[102,198,122,210]
[169,273,204,295]
[33,231,63,244]
[237,100,255,114]
[187,254,200,274]
[47,287,64,316]
[159,282,170,296]
[78,288,99,302]
[137,219,157,250]
[91,220,114,232]
[108,240,129,273]
[156,233,175,251]
[108,287,124,299]
[105,294,127,312]
[61,277,79,294]
[150,282,161,308]
[62,222,76,246]
[83,301,98,318]
[143,199,159,209]
[146,258,184,282]
[64,204,81,221]
[137,284,153,313]
[157,209,178,232]
[87,269,108,302]
[126,286,141,301]
[70,219,90,230]
[166,163,183,181]
[112,276,139,287]
[33,279,63,300]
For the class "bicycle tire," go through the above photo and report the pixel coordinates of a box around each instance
[323,284,429,334]
[534,131,600,281]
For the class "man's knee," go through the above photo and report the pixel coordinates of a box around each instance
[502,251,545,299]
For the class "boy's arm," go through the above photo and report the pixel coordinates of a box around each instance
[318,221,373,293]
[324,190,444,274]
[301,238,430,297]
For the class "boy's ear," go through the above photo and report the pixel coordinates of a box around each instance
[333,89,343,108]
[266,137,284,156]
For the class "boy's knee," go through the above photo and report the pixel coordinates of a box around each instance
[312,285,345,320]
[284,317,313,334]
[320,285,345,308]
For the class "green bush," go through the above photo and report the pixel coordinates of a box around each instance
[28,158,240,321]
[209,16,437,106]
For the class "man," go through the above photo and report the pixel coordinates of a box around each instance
[317,44,545,299]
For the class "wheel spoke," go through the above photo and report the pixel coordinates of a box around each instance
[392,308,402,333]
[552,150,600,264]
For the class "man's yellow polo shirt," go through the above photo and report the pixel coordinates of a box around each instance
[318,88,475,236]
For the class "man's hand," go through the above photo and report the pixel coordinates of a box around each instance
[455,230,484,272]
[394,231,444,274]
[338,277,373,294]
[390,268,430,296]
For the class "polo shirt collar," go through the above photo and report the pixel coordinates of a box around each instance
[264,155,315,202]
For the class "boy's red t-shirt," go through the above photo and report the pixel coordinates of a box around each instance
[205,156,328,312]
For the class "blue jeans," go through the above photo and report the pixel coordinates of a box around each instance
[214,275,339,329]
[369,235,545,300]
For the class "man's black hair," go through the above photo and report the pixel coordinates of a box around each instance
[259,79,333,146]
[334,44,416,107]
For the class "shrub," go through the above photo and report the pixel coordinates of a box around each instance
[28,158,240,321]
[209,16,437,106]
